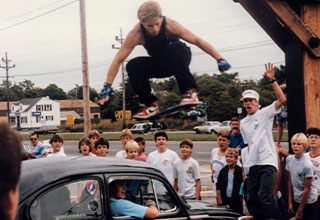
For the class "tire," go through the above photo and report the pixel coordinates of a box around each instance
[160,122,168,130]
[195,129,200,134]
[179,110,188,119]
[143,124,151,133]
[199,109,206,116]
[211,129,217,134]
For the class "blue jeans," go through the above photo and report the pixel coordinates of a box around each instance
[246,165,280,219]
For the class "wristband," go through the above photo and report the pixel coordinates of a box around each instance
[269,79,276,84]
[104,82,111,87]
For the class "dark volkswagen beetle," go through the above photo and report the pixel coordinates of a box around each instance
[17,156,243,220]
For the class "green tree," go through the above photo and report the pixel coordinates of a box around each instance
[124,79,141,115]
[23,87,44,98]
[43,84,67,100]
[67,84,99,101]
[19,80,35,90]
[100,90,122,121]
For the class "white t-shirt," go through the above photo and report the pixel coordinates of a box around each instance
[115,150,127,159]
[210,148,241,196]
[173,158,201,199]
[240,102,279,170]
[147,149,179,185]
[210,148,226,196]
[210,148,226,183]
[286,155,318,203]
[305,152,320,196]
[47,150,66,157]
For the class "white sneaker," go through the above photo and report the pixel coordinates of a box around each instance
[133,103,159,119]
[180,89,200,105]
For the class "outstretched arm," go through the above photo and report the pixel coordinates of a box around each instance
[166,18,230,72]
[264,63,286,111]
[99,24,142,104]
[144,206,159,219]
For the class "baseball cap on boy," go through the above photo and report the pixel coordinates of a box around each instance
[241,89,259,101]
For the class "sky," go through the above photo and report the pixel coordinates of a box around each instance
[0,0,284,93]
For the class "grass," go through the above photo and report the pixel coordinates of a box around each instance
[22,131,289,142]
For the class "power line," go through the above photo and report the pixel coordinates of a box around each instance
[12,40,276,78]
[0,0,77,32]
[0,0,66,23]
[15,40,275,77]
[12,60,113,77]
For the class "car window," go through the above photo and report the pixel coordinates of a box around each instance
[221,121,229,126]
[30,179,103,220]
[153,179,177,213]
[108,176,178,219]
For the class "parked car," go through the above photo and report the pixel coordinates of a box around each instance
[130,123,153,134]
[34,125,58,135]
[17,157,242,220]
[215,120,231,133]
[193,121,221,134]
[130,122,166,134]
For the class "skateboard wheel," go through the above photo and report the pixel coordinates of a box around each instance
[160,122,167,130]
[143,123,151,133]
[179,111,188,119]
[199,109,206,116]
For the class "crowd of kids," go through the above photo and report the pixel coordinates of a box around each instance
[21,62,320,220]
[21,123,320,220]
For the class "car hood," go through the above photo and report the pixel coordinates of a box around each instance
[186,200,241,218]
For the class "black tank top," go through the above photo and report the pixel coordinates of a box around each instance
[140,16,180,58]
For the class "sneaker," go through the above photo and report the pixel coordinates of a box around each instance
[180,88,200,105]
[133,102,159,119]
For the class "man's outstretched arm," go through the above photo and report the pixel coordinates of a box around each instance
[166,18,231,72]
[99,24,142,104]
[264,62,286,111]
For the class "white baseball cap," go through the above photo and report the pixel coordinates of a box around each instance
[241,89,259,101]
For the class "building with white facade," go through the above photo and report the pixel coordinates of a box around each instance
[10,97,60,129]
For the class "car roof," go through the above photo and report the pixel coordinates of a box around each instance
[19,156,159,201]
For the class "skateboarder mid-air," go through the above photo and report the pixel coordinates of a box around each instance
[99,1,231,119]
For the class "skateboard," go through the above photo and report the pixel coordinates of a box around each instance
[135,103,206,132]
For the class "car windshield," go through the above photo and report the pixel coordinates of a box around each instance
[221,121,229,126]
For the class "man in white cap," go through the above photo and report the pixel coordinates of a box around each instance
[240,63,286,220]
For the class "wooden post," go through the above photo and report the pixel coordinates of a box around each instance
[303,3,320,129]
[79,0,91,136]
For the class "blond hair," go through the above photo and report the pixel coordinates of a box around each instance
[217,129,231,140]
[125,140,139,152]
[225,148,239,160]
[291,133,308,150]
[120,129,133,139]
[88,129,100,139]
[138,1,162,23]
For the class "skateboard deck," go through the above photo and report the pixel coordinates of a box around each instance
[136,102,205,121]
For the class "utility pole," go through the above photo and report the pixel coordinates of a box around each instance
[112,28,126,129]
[79,0,91,135]
[0,52,15,123]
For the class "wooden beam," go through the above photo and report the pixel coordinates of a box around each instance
[234,0,290,52]
[303,4,320,128]
[264,0,320,57]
